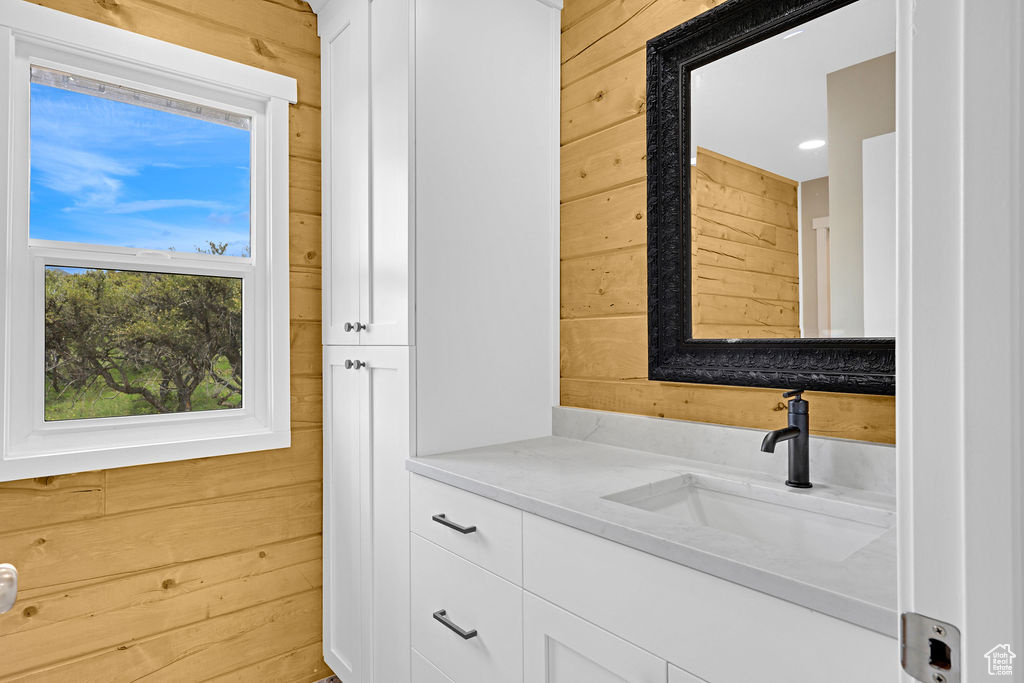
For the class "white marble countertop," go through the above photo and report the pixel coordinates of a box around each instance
[406,436,897,637]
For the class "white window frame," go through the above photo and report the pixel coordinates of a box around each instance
[0,0,296,481]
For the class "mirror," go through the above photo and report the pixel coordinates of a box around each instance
[689,0,895,339]
[647,0,895,393]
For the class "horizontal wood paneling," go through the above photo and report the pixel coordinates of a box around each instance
[559,0,896,444]
[694,264,799,301]
[561,180,646,259]
[693,173,798,230]
[1,544,320,677]
[1,1,329,681]
[561,0,719,86]
[26,0,321,106]
[561,246,646,319]
[290,104,322,161]
[292,320,324,376]
[104,430,321,514]
[291,213,322,268]
[561,115,646,202]
[10,591,323,683]
[691,148,800,338]
[0,473,105,533]
[561,315,646,380]
[560,0,612,32]
[3,482,320,592]
[207,642,334,683]
[694,205,796,252]
[561,378,897,443]
[561,50,645,144]
[291,268,323,322]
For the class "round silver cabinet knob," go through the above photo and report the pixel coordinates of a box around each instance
[343,322,367,332]
[344,360,366,370]
[0,563,17,614]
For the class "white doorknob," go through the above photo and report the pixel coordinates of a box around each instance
[0,563,17,613]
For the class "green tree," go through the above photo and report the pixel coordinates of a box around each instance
[44,244,242,417]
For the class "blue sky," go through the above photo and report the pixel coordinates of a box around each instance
[30,83,251,256]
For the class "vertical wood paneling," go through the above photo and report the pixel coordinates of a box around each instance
[0,1,328,680]
[559,0,896,443]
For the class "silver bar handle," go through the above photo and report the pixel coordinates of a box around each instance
[432,609,478,640]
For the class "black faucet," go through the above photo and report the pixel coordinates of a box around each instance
[761,390,811,488]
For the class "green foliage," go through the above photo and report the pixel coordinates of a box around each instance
[44,247,242,420]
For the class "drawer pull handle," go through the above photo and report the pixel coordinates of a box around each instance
[433,609,478,640]
[432,513,477,534]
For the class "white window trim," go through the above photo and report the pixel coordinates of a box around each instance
[0,0,297,481]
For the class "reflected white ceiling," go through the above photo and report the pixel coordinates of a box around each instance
[690,0,896,182]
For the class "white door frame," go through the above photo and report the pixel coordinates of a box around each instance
[812,216,831,338]
[898,0,1023,679]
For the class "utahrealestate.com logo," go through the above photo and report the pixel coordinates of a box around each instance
[985,644,1016,676]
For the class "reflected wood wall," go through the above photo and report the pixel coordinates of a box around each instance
[0,1,331,681]
[559,0,896,444]
[691,147,801,339]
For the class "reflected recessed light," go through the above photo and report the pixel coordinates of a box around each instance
[783,29,805,40]
[799,139,826,150]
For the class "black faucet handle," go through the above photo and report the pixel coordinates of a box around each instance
[782,389,805,399]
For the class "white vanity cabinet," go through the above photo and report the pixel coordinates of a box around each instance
[410,475,525,683]
[412,535,523,683]
[408,474,896,683]
[524,514,896,683]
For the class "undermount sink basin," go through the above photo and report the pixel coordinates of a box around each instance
[602,474,894,562]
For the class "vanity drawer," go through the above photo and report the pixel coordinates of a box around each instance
[523,513,895,683]
[413,649,454,683]
[410,474,523,583]
[411,534,523,683]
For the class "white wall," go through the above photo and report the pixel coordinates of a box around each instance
[861,132,896,337]
[826,52,896,337]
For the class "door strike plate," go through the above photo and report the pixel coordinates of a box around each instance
[901,612,961,683]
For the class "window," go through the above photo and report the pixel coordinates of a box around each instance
[0,3,297,480]
[44,267,244,420]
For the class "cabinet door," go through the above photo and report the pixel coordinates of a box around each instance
[524,593,667,683]
[322,0,412,346]
[321,0,369,345]
[364,0,413,345]
[324,346,414,683]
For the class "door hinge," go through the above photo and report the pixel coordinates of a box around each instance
[901,612,961,683]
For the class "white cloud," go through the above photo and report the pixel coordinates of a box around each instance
[106,199,231,214]
[32,143,137,208]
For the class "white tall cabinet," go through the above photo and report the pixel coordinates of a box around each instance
[314,0,561,681]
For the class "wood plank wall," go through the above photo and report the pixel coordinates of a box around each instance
[0,2,331,681]
[692,147,801,339]
[559,0,896,444]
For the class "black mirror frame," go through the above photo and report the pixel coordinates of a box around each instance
[646,0,895,395]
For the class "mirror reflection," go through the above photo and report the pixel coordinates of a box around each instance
[689,0,895,339]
